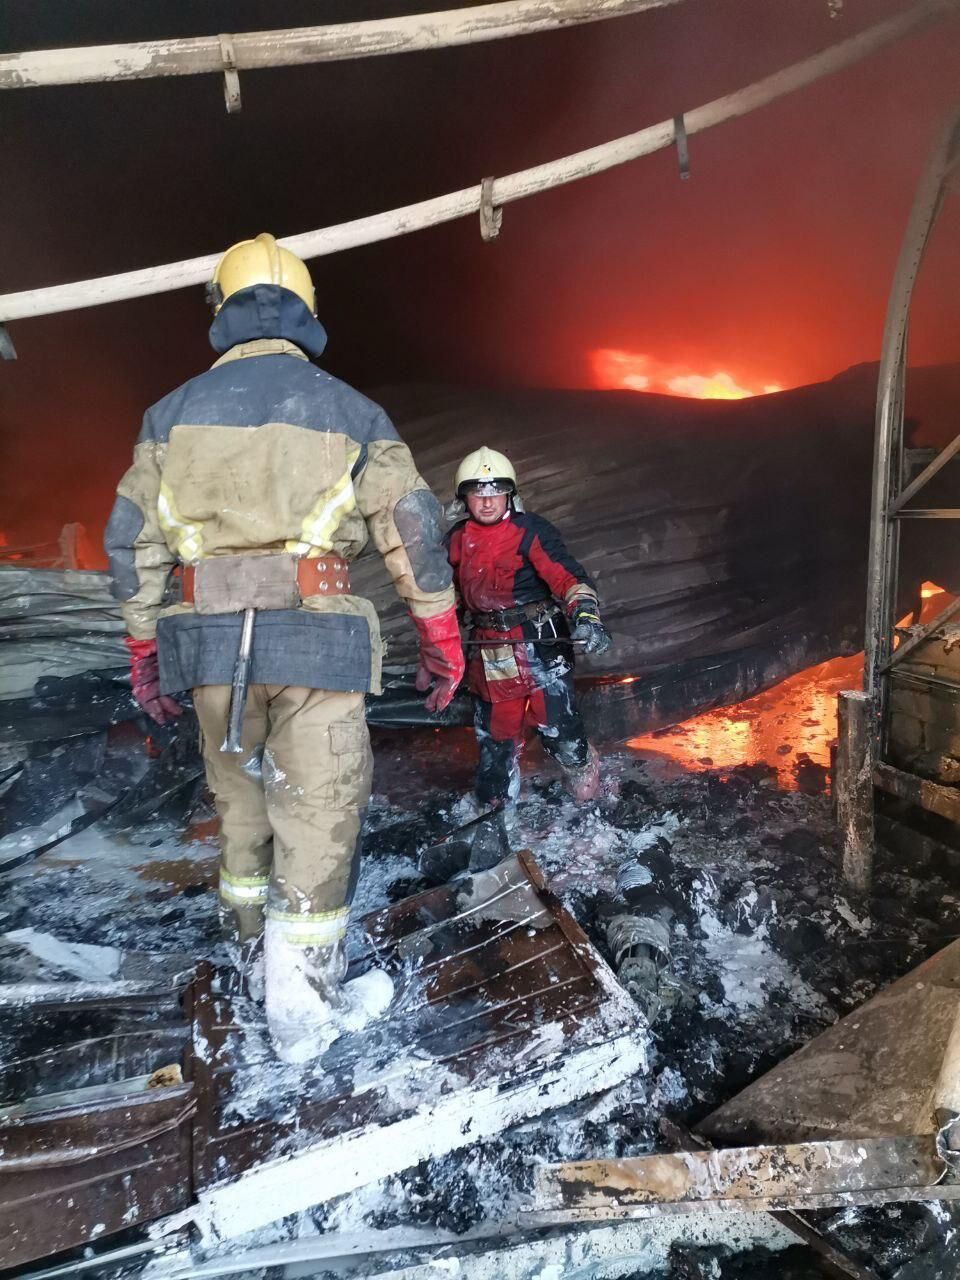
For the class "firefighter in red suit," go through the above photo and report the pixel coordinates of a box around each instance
[447,447,612,807]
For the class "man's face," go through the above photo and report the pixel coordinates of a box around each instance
[466,491,509,524]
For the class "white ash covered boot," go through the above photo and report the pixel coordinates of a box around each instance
[224,935,266,1003]
[265,919,341,1065]
[264,921,395,1065]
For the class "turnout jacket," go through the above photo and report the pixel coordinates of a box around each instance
[447,511,598,703]
[105,285,454,696]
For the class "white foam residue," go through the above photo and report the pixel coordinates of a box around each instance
[651,1066,688,1109]
[3,927,121,981]
[691,876,823,1016]
[187,1029,646,1242]
[364,1211,793,1279]
[520,796,681,902]
[834,900,871,935]
[630,812,680,852]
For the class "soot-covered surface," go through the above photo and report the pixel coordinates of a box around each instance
[4,681,960,1276]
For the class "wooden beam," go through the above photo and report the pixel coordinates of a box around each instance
[880,594,960,673]
[0,0,683,91]
[527,1136,947,1223]
[875,761,960,823]
[836,690,875,893]
[0,0,956,324]
[656,1120,879,1280]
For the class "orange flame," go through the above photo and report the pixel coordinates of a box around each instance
[591,349,782,400]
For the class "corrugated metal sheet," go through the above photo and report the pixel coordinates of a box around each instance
[356,368,960,679]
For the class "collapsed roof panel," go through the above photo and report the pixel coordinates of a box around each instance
[358,366,960,687]
[0,852,646,1264]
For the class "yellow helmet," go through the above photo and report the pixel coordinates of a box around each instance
[209,233,315,314]
[455,446,517,497]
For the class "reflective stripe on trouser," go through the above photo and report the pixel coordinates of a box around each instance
[473,674,589,806]
[193,684,373,944]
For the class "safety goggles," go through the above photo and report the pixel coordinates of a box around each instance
[462,480,514,497]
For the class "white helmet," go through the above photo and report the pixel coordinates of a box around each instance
[454,446,517,498]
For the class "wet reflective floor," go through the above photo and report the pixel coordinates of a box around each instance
[627,653,863,791]
[628,584,955,791]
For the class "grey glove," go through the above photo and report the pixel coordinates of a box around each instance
[570,600,613,656]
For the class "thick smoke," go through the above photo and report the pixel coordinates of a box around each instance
[0,0,958,549]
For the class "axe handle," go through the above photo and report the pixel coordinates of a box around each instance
[221,607,256,754]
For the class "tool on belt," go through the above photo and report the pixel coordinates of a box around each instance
[462,599,586,649]
[466,600,557,631]
[223,607,256,753]
[463,637,586,649]
[177,553,352,753]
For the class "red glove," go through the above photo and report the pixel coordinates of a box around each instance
[124,636,182,726]
[411,607,465,714]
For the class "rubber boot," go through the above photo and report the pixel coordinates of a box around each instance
[264,922,395,1065]
[227,934,266,1003]
[562,744,601,803]
[265,919,342,1065]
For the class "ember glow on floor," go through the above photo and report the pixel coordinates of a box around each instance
[626,653,861,790]
[627,583,953,790]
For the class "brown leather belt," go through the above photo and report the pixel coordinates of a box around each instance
[178,555,351,605]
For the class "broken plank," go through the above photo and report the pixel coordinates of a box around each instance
[181,1031,645,1242]
[657,1119,880,1280]
[168,852,647,1242]
[530,1136,944,1221]
[523,1182,960,1226]
[875,761,960,822]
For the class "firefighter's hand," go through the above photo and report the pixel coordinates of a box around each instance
[124,636,183,725]
[411,608,466,714]
[569,602,613,656]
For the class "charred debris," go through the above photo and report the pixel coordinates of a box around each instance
[4,544,960,1274]
[3,367,960,1276]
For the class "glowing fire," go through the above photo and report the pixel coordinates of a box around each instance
[591,349,782,400]
[626,653,863,789]
[627,584,957,786]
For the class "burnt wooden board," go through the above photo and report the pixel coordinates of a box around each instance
[700,939,960,1147]
[181,851,646,1241]
[0,987,194,1269]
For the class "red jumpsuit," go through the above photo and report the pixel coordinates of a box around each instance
[447,511,596,805]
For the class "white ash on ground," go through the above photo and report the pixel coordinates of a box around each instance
[4,721,960,1276]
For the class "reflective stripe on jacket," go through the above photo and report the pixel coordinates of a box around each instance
[105,285,454,695]
[448,511,597,702]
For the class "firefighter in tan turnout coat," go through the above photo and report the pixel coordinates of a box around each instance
[105,235,464,1061]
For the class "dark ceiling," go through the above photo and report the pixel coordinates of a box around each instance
[1,0,958,543]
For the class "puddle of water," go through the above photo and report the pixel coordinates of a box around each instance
[134,854,218,894]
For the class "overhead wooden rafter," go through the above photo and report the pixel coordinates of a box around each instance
[0,0,957,331]
[0,0,684,91]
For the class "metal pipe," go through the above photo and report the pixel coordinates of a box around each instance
[862,106,960,742]
[0,0,684,91]
[1,1,956,324]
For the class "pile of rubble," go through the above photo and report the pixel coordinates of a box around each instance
[5,711,960,1275]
